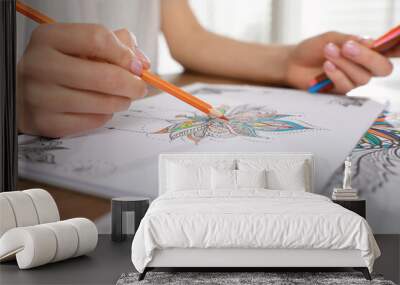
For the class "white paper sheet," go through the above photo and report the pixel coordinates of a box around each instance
[18,83,384,198]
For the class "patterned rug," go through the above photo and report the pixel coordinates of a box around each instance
[116,272,396,285]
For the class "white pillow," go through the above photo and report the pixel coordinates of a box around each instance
[211,169,267,190]
[238,159,307,191]
[267,163,306,191]
[166,159,236,192]
[211,169,236,190]
[236,169,267,189]
[168,162,211,191]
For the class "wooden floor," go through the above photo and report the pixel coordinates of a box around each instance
[17,179,110,220]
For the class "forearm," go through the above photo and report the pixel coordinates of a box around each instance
[171,30,292,85]
[161,0,292,85]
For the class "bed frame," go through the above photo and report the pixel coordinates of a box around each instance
[140,248,371,280]
[138,153,372,281]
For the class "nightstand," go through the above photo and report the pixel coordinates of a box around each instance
[332,199,366,219]
[111,197,150,242]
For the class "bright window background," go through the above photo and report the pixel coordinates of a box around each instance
[158,0,400,74]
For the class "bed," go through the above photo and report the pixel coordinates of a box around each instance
[131,153,380,281]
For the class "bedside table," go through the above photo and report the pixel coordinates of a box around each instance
[333,199,366,218]
[111,197,150,242]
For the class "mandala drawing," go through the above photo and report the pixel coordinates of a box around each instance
[356,112,400,150]
[19,138,68,165]
[153,105,315,144]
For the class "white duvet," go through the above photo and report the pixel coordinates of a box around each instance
[131,190,380,273]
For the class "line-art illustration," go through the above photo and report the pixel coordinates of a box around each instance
[18,138,68,165]
[356,112,400,150]
[328,97,367,107]
[325,111,400,194]
[190,87,246,95]
[18,138,117,177]
[63,160,118,177]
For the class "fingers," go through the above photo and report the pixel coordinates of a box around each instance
[19,24,152,138]
[23,49,147,100]
[25,112,113,138]
[324,43,372,86]
[323,61,354,94]
[114,29,138,48]
[31,24,143,75]
[114,29,151,69]
[341,40,393,76]
[24,81,134,114]
[62,55,147,99]
[322,38,394,94]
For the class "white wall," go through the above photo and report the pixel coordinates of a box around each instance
[275,0,399,44]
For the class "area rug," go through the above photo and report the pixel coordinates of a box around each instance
[116,272,396,285]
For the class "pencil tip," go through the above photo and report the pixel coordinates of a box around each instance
[208,108,229,121]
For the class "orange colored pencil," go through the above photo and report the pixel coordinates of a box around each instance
[16,1,55,24]
[16,0,228,121]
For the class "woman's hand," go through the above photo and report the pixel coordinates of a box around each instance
[285,31,395,94]
[17,23,150,138]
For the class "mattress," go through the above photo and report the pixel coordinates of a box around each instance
[131,190,380,273]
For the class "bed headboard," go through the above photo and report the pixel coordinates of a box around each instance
[158,152,315,195]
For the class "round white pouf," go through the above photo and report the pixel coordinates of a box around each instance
[23,189,60,224]
[0,196,17,237]
[66,218,98,257]
[0,192,39,227]
[0,226,57,269]
[0,218,98,269]
[43,221,79,262]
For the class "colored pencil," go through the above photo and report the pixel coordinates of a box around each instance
[16,1,228,121]
[16,0,55,24]
[308,24,400,94]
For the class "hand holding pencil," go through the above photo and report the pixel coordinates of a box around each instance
[285,29,398,95]
[16,1,226,138]
[16,0,398,138]
[16,22,151,138]
[309,25,400,94]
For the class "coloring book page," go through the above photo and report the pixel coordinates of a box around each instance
[18,83,384,199]
[325,110,400,233]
